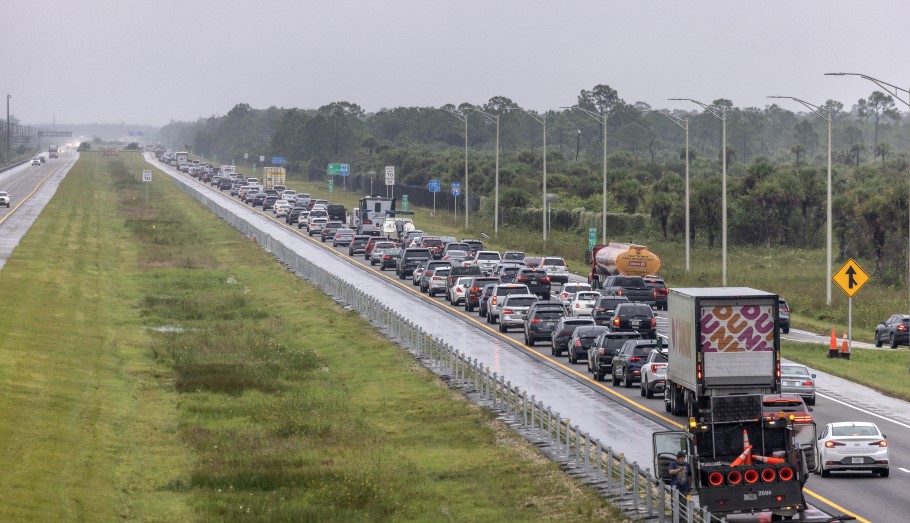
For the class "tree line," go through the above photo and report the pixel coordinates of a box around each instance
[158,85,910,281]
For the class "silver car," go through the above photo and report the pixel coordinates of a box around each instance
[498,294,538,333]
[558,282,592,305]
[780,363,816,405]
[426,267,451,297]
[448,276,474,306]
[472,250,502,275]
[541,256,569,284]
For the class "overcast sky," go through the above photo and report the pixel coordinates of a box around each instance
[3,0,909,127]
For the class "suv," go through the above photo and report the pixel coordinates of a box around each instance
[446,266,482,301]
[0,191,9,207]
[477,282,499,318]
[874,313,909,348]
[442,243,472,258]
[540,256,569,284]
[418,236,445,258]
[588,331,642,382]
[558,282,592,306]
[493,263,523,284]
[778,297,791,334]
[487,283,532,324]
[498,294,539,333]
[592,295,629,326]
[612,338,663,387]
[639,347,669,398]
[515,268,551,300]
[610,302,657,339]
[551,316,596,356]
[472,251,502,275]
[348,235,372,256]
[321,221,344,242]
[426,267,451,297]
[462,239,484,253]
[643,276,668,311]
[419,261,452,292]
[523,301,568,346]
[567,325,611,364]
[396,248,432,279]
[464,276,500,312]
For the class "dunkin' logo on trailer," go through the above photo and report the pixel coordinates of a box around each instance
[701,305,775,352]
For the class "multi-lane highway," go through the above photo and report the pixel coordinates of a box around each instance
[0,151,78,270]
[142,155,910,521]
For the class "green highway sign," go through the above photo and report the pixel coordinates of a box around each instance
[327,163,350,176]
[402,195,409,211]
[328,178,334,192]
[588,228,597,250]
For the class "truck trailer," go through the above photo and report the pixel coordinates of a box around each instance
[656,287,814,518]
[587,242,660,289]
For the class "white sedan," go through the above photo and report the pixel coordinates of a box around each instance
[570,291,601,316]
[0,191,10,207]
[447,276,473,305]
[816,421,889,477]
[639,348,668,398]
[273,199,291,216]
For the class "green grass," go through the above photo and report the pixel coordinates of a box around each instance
[0,152,623,521]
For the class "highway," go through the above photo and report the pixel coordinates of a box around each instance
[0,150,78,270]
[142,155,910,521]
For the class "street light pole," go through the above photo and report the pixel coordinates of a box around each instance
[649,110,690,272]
[768,96,833,305]
[465,108,500,236]
[672,98,728,285]
[444,108,469,228]
[6,94,10,162]
[827,72,910,371]
[516,108,548,242]
[563,106,608,245]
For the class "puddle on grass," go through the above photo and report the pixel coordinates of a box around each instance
[151,325,188,333]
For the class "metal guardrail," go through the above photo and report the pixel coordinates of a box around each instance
[168,170,721,523]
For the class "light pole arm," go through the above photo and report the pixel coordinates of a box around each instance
[671,98,724,121]
[826,73,910,107]
[465,107,498,124]
[561,105,606,126]
[768,96,831,122]
[443,107,467,123]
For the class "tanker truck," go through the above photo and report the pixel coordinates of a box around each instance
[586,242,660,288]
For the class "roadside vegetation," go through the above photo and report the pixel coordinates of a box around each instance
[0,151,621,521]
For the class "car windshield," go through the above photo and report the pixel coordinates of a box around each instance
[564,284,590,293]
[613,277,644,286]
[652,351,669,363]
[499,286,529,296]
[576,292,600,300]
[446,250,468,258]
[536,309,565,319]
[504,252,525,260]
[576,327,610,338]
[477,252,500,260]
[601,337,633,351]
[542,257,564,266]
[423,239,442,246]
[781,365,809,376]
[831,425,879,437]
[506,297,537,307]
[632,346,652,357]
[565,319,594,326]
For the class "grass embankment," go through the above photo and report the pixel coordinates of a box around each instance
[291,178,910,402]
[0,151,620,521]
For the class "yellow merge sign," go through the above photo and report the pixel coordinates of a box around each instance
[833,258,869,297]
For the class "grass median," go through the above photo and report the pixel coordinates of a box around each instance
[0,151,620,521]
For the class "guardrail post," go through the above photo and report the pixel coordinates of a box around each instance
[546,407,552,446]
[491,372,498,407]
[632,461,640,512]
[583,432,590,473]
[522,391,528,426]
[530,395,536,431]
[574,425,580,467]
[686,497,695,523]
[619,455,627,497]
[658,482,666,523]
[595,439,602,480]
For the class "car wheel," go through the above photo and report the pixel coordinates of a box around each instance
[879,468,890,478]
[819,459,830,477]
[875,333,883,347]
[890,334,898,349]
[569,351,577,364]
[640,380,647,397]
[594,370,603,382]
[806,396,815,406]
[499,322,506,333]
[486,312,492,324]
[429,289,436,297]
[524,333,530,346]
[623,369,633,388]
[611,368,620,386]
[465,302,473,312]
[782,326,790,334]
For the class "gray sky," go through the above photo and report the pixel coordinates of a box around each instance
[4,0,909,126]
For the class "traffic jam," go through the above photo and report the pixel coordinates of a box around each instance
[156,151,894,521]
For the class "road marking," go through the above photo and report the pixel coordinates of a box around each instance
[0,155,72,227]
[802,487,870,523]
[900,467,910,473]
[816,392,910,430]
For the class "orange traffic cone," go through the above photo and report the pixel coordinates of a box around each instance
[742,430,753,465]
[840,332,851,359]
[752,454,786,465]
[731,445,752,467]
[828,328,838,358]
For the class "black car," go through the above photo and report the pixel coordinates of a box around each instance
[778,297,791,334]
[250,192,268,207]
[515,268,552,300]
[446,266,483,300]
[493,264,523,284]
[378,248,400,271]
[464,277,499,312]
[588,331,642,382]
[219,178,233,191]
[348,235,372,256]
[551,317,596,357]
[612,339,663,388]
[523,301,568,346]
[262,195,279,210]
[461,239,484,253]
[643,276,668,311]
[874,313,909,348]
[478,283,499,318]
[566,325,611,364]
[610,302,657,339]
[287,206,306,225]
[396,248,432,279]
[591,295,630,326]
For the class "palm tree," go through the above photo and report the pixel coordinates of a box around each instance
[874,143,891,164]
[790,144,805,166]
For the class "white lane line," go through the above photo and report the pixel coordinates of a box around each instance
[899,467,910,474]
[816,392,910,430]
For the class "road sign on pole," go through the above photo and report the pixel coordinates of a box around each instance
[327,163,350,176]
[588,228,597,250]
[328,178,334,193]
[385,166,395,185]
[259,155,265,162]
[142,170,152,182]
[402,195,409,211]
[428,180,440,192]
[451,182,461,197]
[271,156,287,165]
[833,258,869,297]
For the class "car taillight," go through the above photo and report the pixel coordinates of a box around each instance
[650,317,656,328]
[802,381,814,387]
[470,287,480,293]
[455,286,462,292]
[517,277,528,282]
[574,339,581,347]
[561,293,568,299]
[899,325,907,332]
[869,440,888,447]
[825,441,845,448]
[503,309,513,314]
[650,364,661,372]
[383,255,390,260]
[792,415,813,423]
[613,317,620,327]
[363,218,372,224]
[541,276,550,282]
[617,289,624,295]
[630,357,641,362]
[575,303,580,308]
[654,290,658,297]
[531,318,541,324]
[492,297,497,305]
